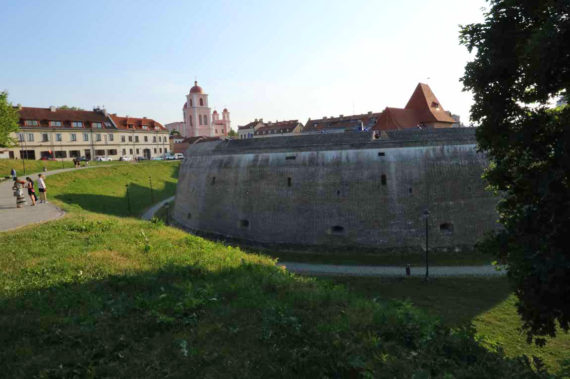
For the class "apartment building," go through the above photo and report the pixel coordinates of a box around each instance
[8,107,169,160]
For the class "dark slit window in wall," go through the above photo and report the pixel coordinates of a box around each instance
[239,219,250,228]
[187,212,192,219]
[287,177,292,187]
[409,187,413,194]
[329,225,345,234]
[336,189,341,196]
[211,177,216,185]
[440,222,454,235]
[285,155,296,160]
[381,174,387,185]
[378,152,385,157]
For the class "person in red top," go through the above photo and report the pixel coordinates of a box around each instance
[25,177,37,206]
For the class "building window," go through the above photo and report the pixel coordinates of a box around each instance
[121,136,126,142]
[142,125,148,130]
[24,120,39,126]
[135,136,139,142]
[50,121,62,127]
[153,136,156,142]
[55,151,67,158]
[93,122,102,128]
[199,98,204,106]
[107,149,117,155]
[42,134,49,142]
[136,148,139,154]
[144,136,148,142]
[70,150,80,158]
[159,148,162,153]
[128,136,132,142]
[105,121,112,128]
[154,148,157,153]
[96,134,102,142]
[83,133,89,141]
[27,133,34,142]
[72,121,83,128]
[108,134,114,141]
[198,115,202,125]
[122,149,126,155]
[18,133,24,142]
[129,149,133,154]
[71,133,77,142]
[56,133,62,142]
[381,174,387,185]
[128,124,134,129]
[95,150,105,156]
[189,99,192,106]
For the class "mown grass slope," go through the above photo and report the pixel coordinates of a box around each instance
[0,158,117,178]
[0,163,553,377]
[332,277,570,373]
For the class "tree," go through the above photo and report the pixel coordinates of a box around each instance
[0,91,20,147]
[228,128,238,137]
[461,0,570,345]
[58,105,84,111]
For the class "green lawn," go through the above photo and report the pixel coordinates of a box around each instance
[0,164,544,377]
[330,276,570,373]
[0,158,118,178]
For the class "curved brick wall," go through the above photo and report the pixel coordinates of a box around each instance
[173,129,499,250]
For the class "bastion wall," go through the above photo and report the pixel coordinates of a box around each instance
[173,128,499,250]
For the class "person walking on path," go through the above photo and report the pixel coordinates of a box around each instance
[37,174,47,204]
[25,177,37,206]
[10,168,16,180]
[12,177,26,208]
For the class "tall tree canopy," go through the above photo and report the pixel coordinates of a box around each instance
[461,0,570,344]
[0,91,20,147]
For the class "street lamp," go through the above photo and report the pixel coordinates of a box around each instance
[423,209,430,280]
[125,183,132,215]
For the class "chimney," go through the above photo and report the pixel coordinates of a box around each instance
[50,106,56,112]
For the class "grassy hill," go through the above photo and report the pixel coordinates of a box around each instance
[0,163,557,377]
[0,158,117,178]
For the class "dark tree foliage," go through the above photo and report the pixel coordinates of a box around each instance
[0,91,20,147]
[461,0,570,345]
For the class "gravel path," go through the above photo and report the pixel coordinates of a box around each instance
[141,195,175,220]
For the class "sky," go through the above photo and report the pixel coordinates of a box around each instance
[0,0,487,128]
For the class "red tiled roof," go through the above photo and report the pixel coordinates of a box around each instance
[238,120,263,130]
[110,114,166,131]
[255,120,301,135]
[404,83,455,123]
[304,113,381,132]
[173,136,221,154]
[18,107,109,128]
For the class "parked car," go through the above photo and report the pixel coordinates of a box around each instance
[135,156,147,161]
[119,155,133,161]
[79,156,90,161]
[164,154,176,160]
[174,153,184,160]
[95,156,112,162]
[151,156,163,161]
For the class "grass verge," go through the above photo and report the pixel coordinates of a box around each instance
[0,158,119,178]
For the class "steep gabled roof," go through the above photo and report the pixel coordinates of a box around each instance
[404,83,455,123]
[254,120,301,135]
[19,107,108,124]
[110,114,166,131]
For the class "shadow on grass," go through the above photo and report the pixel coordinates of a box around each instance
[0,263,544,378]
[54,181,177,217]
[329,276,513,327]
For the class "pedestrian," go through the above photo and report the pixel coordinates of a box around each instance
[10,168,16,180]
[37,174,47,204]
[25,177,37,206]
[12,177,26,208]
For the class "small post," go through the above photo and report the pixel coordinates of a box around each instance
[164,203,170,225]
[126,183,132,215]
[423,209,430,281]
[149,176,154,203]
[405,264,411,277]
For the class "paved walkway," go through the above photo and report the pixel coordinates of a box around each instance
[141,196,175,220]
[277,262,505,277]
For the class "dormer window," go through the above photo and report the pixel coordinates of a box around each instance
[92,122,102,128]
[105,121,112,128]
[71,121,83,128]
[128,124,134,129]
[142,125,148,130]
[24,120,39,126]
[49,121,62,127]
[431,101,440,109]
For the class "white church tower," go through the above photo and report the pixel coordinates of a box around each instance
[182,81,230,137]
